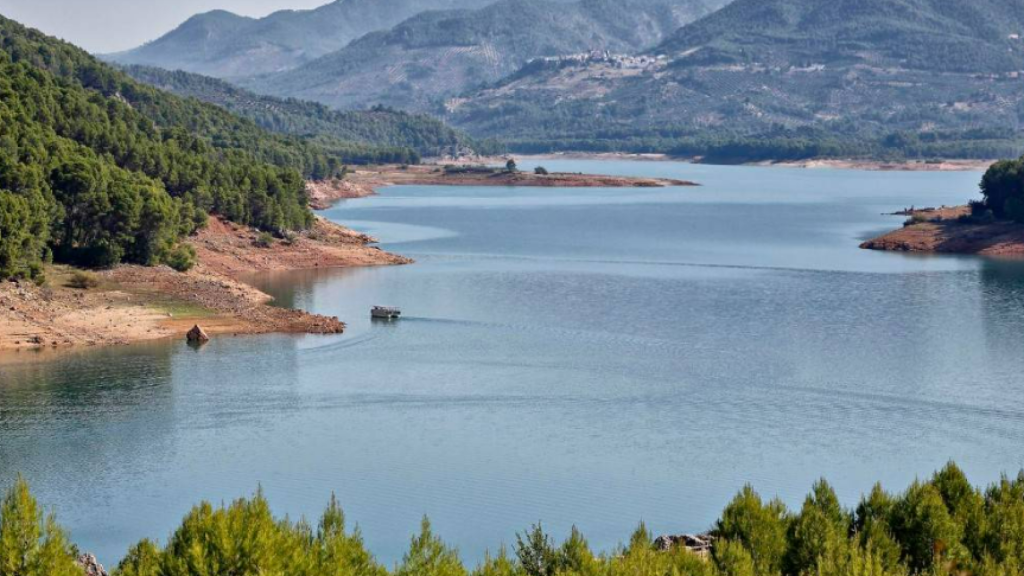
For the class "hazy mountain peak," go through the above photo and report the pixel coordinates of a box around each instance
[240,0,729,112]
[104,0,506,78]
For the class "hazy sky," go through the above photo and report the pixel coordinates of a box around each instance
[0,0,329,54]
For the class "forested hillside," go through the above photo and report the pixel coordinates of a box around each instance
[242,0,727,112]
[122,65,490,157]
[0,15,400,281]
[105,0,504,78]
[447,0,1024,160]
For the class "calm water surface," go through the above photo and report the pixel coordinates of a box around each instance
[3,161,1024,565]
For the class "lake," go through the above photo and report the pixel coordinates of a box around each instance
[2,160,1024,567]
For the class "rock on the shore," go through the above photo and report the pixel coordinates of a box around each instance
[78,553,109,576]
[186,324,210,343]
[654,533,715,557]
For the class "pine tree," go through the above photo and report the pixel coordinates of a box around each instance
[0,477,79,576]
[395,517,466,576]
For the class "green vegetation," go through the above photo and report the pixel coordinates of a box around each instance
[164,244,197,273]
[0,15,411,280]
[65,271,100,290]
[3,463,1024,576]
[121,66,493,159]
[254,232,276,249]
[0,477,80,576]
[454,96,1024,161]
[981,155,1024,221]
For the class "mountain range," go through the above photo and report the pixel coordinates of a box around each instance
[444,0,1024,159]
[237,0,728,112]
[108,0,1024,160]
[104,0,503,78]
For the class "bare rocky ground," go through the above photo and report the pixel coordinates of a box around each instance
[305,164,696,207]
[0,216,408,354]
[861,206,1024,256]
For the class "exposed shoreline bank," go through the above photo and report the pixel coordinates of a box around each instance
[307,163,697,207]
[0,216,409,355]
[3,161,683,355]
[448,152,994,172]
[860,206,1024,256]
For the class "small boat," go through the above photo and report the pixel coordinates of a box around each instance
[371,306,402,319]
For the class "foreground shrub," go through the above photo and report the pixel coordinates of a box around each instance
[164,244,197,273]
[66,270,100,290]
[254,232,275,249]
[0,477,80,576]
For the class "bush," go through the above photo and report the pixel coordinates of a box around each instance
[534,166,549,175]
[0,477,80,576]
[981,157,1024,218]
[254,232,276,248]
[66,270,100,290]
[904,213,932,227]
[969,199,988,217]
[1005,197,1024,223]
[164,244,197,272]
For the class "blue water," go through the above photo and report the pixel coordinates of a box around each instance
[2,160,1024,567]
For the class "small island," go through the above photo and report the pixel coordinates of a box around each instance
[861,157,1024,256]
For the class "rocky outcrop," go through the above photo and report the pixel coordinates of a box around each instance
[77,553,109,576]
[306,179,377,210]
[186,324,210,343]
[654,533,715,558]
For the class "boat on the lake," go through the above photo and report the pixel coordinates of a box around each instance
[371,306,402,319]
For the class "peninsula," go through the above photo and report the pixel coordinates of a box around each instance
[860,206,1024,256]
[306,164,697,208]
[860,157,1024,257]
[3,163,695,354]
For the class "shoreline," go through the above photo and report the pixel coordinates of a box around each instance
[440,152,994,172]
[0,216,409,355]
[309,163,696,206]
[860,206,1024,256]
[4,160,676,355]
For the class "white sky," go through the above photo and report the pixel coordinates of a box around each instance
[0,0,329,54]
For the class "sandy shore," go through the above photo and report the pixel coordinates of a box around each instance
[860,206,1024,256]
[0,216,409,354]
